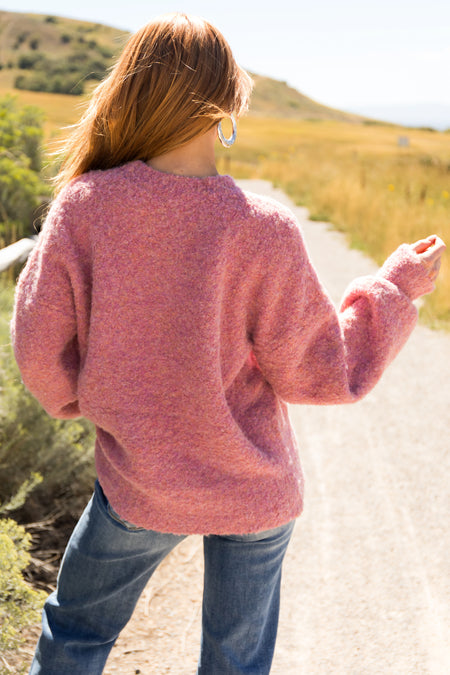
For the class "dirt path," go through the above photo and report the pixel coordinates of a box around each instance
[104,180,450,674]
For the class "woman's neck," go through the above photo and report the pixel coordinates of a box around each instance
[147,127,218,178]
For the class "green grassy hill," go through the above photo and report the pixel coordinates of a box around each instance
[0,10,126,94]
[0,10,364,123]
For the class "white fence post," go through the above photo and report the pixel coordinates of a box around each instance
[0,238,37,273]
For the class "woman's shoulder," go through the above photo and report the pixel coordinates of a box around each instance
[59,162,138,202]
[240,188,297,223]
[233,186,303,250]
[47,163,145,231]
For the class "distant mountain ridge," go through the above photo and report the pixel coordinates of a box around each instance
[0,10,364,123]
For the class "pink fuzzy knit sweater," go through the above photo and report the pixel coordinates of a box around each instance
[11,161,434,534]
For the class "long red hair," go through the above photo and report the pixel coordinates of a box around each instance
[54,13,252,193]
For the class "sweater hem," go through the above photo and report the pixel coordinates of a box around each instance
[96,468,303,536]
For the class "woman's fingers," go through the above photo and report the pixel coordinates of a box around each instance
[411,235,446,282]
[412,235,441,254]
[417,235,446,261]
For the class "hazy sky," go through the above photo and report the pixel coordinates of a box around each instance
[2,0,450,112]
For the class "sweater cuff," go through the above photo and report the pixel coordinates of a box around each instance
[377,244,435,301]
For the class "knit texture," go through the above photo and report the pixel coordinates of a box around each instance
[11,162,431,534]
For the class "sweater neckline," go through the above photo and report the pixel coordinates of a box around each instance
[135,160,235,187]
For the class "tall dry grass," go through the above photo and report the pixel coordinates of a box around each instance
[218,118,450,329]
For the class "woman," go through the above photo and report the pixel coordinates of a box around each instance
[11,12,445,675]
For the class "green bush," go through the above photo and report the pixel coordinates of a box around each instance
[0,283,95,666]
[0,96,48,245]
[0,155,44,223]
[13,32,28,50]
[15,72,48,92]
[17,52,46,70]
[15,72,85,95]
[13,48,110,95]
[0,517,46,657]
[0,282,96,522]
[29,37,40,51]
[0,95,45,170]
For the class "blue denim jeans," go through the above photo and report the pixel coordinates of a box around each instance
[29,480,295,674]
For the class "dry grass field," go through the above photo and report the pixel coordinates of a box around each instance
[218,117,450,329]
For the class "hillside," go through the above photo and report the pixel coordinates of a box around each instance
[0,10,126,95]
[0,10,364,124]
[0,11,126,61]
[249,73,363,123]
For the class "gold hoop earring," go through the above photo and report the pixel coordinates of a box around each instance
[218,115,237,148]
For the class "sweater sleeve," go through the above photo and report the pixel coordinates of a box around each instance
[250,217,431,405]
[10,195,83,419]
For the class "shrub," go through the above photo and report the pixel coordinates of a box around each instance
[0,517,47,657]
[67,50,90,66]
[13,32,28,50]
[0,156,44,224]
[96,44,114,59]
[17,52,46,70]
[0,282,96,524]
[15,72,49,93]
[15,72,85,96]
[85,58,109,81]
[0,96,48,244]
[13,49,111,96]
[12,104,46,174]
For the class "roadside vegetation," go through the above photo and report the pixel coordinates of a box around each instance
[0,277,96,670]
[0,517,47,674]
[0,95,49,246]
[0,95,95,669]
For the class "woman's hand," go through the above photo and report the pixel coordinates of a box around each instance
[378,235,446,300]
[411,235,446,284]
